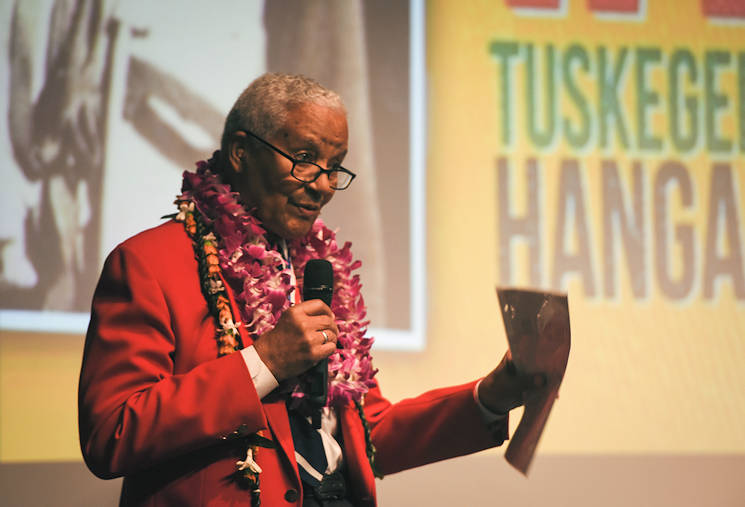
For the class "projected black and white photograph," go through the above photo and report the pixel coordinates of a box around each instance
[1,0,419,342]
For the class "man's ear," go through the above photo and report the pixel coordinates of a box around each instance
[227,131,248,173]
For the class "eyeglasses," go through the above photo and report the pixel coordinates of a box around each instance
[241,130,356,190]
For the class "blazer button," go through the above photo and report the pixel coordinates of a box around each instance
[284,489,299,502]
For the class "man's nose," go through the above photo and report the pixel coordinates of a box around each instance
[306,171,335,198]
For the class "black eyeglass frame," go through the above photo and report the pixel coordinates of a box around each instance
[240,130,356,190]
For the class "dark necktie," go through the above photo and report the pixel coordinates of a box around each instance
[288,406,328,485]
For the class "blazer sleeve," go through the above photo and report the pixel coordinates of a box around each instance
[78,242,266,479]
[363,380,508,475]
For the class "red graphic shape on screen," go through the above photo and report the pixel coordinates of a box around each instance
[506,0,561,9]
[702,0,745,18]
[588,0,639,13]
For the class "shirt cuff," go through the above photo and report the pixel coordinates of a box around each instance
[241,345,279,399]
[473,378,508,424]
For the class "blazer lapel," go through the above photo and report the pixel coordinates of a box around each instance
[340,403,376,504]
[263,397,300,479]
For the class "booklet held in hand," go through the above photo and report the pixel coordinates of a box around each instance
[497,288,571,475]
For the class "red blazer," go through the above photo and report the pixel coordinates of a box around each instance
[78,221,505,506]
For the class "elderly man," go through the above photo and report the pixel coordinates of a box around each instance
[79,73,541,506]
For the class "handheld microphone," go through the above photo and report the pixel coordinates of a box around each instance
[302,259,333,426]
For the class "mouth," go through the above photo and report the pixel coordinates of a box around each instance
[289,199,321,217]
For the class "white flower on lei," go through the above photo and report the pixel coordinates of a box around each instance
[175,201,195,221]
[236,447,262,474]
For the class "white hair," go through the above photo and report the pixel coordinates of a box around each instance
[220,72,346,152]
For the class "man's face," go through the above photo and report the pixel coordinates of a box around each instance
[231,102,348,239]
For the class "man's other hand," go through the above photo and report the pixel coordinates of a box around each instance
[477,351,546,414]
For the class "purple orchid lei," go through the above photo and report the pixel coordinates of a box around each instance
[176,153,377,407]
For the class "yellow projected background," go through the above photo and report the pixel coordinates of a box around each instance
[411,0,745,454]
